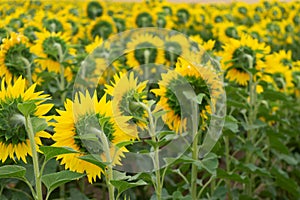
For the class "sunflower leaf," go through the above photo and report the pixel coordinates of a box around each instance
[0,165,26,179]
[192,93,206,105]
[40,146,79,162]
[42,171,85,194]
[17,101,37,116]
[31,117,48,134]
[115,140,136,149]
[110,179,148,196]
[78,154,108,170]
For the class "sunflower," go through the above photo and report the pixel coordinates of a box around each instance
[87,15,117,41]
[163,34,189,67]
[221,33,270,86]
[85,1,106,20]
[0,76,53,163]
[105,72,148,129]
[265,50,294,92]
[52,92,137,183]
[126,33,164,70]
[131,5,156,28]
[152,56,221,133]
[30,30,75,82]
[0,32,37,83]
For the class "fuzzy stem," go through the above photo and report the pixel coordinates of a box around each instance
[144,49,150,80]
[93,128,115,200]
[20,57,32,85]
[138,102,162,200]
[25,115,43,200]
[54,43,66,104]
[191,101,199,200]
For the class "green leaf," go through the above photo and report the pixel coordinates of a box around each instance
[0,165,26,179]
[224,116,239,133]
[262,90,287,101]
[31,117,48,133]
[152,110,168,119]
[157,131,175,140]
[111,179,147,196]
[113,170,131,180]
[40,146,78,162]
[271,167,300,197]
[192,93,206,105]
[115,140,135,149]
[17,101,37,116]
[42,171,85,193]
[199,153,219,175]
[69,188,89,200]
[217,169,248,183]
[239,163,271,177]
[78,154,108,170]
[241,119,266,131]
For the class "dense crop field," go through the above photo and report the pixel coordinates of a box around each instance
[0,1,299,199]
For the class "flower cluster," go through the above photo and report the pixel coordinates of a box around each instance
[0,1,299,199]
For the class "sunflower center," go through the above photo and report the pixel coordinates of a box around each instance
[91,21,113,40]
[74,113,115,154]
[164,42,182,64]
[0,98,28,145]
[156,17,167,28]
[0,28,8,45]
[67,20,79,36]
[87,1,103,20]
[176,9,190,24]
[162,6,172,16]
[166,75,210,117]
[134,42,157,65]
[114,18,126,32]
[136,12,153,27]
[214,16,223,23]
[43,19,64,33]
[9,18,24,31]
[119,89,145,125]
[238,7,248,15]
[23,26,40,43]
[42,36,67,61]
[232,46,256,72]
[225,27,239,39]
[4,43,33,77]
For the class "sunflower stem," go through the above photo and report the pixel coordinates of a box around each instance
[20,57,33,85]
[137,102,162,200]
[191,100,200,200]
[144,49,150,80]
[93,128,115,200]
[24,115,43,200]
[54,43,66,104]
[244,54,257,196]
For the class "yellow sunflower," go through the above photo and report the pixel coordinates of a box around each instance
[163,34,189,67]
[221,33,271,86]
[152,56,221,133]
[30,30,75,82]
[87,15,117,41]
[126,33,164,69]
[265,50,294,92]
[105,72,148,129]
[0,76,53,163]
[131,5,156,28]
[0,32,38,83]
[52,92,137,183]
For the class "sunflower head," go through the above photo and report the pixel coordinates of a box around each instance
[126,33,164,68]
[105,72,148,129]
[152,57,217,133]
[0,76,53,163]
[221,33,270,86]
[88,15,117,40]
[0,32,35,82]
[86,1,105,20]
[52,91,137,183]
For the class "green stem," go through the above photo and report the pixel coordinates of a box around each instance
[191,101,200,200]
[20,57,32,85]
[224,136,232,200]
[25,115,43,200]
[144,49,150,80]
[94,128,115,200]
[138,102,162,200]
[197,175,215,199]
[54,43,66,104]
[244,54,257,196]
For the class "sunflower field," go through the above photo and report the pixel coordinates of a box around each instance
[0,0,299,199]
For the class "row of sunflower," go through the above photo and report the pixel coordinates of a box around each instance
[0,0,299,199]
